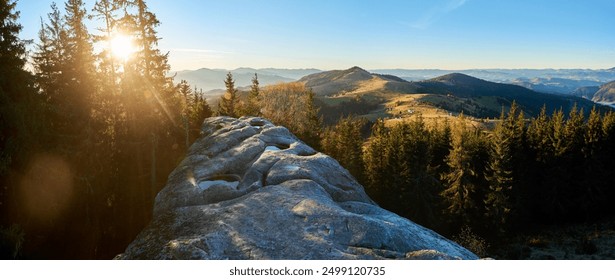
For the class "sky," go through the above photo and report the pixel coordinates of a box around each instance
[15,0,615,71]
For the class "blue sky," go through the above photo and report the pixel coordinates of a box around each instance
[16,0,615,71]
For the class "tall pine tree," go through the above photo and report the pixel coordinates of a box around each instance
[218,72,238,117]
[0,0,47,259]
[243,73,261,117]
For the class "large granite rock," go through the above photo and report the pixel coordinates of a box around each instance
[116,117,478,260]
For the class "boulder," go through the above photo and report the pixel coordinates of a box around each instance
[115,117,478,260]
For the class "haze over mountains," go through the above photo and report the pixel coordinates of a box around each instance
[175,67,615,99]
[174,66,615,120]
[173,68,321,92]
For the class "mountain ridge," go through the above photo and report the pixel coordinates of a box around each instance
[300,67,607,118]
[174,67,615,95]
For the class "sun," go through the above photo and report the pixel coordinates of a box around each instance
[110,34,136,61]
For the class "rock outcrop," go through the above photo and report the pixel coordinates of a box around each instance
[115,117,478,260]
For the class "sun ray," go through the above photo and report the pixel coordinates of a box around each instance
[110,33,136,61]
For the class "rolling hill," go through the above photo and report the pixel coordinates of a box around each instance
[299,67,608,120]
[298,66,419,97]
[410,73,601,117]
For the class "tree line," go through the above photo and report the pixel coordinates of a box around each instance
[321,104,615,255]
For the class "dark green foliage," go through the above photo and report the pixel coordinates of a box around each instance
[360,102,615,248]
[177,80,212,147]
[485,102,528,232]
[300,88,324,149]
[441,118,489,231]
[321,116,367,182]
[0,0,48,230]
[362,117,442,227]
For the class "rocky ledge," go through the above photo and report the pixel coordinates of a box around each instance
[115,117,478,260]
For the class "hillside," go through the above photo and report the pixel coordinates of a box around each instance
[411,73,600,117]
[372,68,615,95]
[592,81,615,104]
[302,68,608,122]
[571,86,600,100]
[299,66,376,96]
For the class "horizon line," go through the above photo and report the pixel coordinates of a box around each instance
[170,66,615,72]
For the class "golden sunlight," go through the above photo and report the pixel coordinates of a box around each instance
[110,34,136,61]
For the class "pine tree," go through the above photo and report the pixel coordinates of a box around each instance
[362,119,389,202]
[218,72,238,117]
[525,106,554,222]
[321,116,366,182]
[177,80,193,148]
[0,0,25,75]
[243,73,261,116]
[63,0,97,134]
[33,3,68,115]
[90,0,184,252]
[527,106,553,163]
[299,87,323,149]
[601,111,615,216]
[363,117,439,227]
[430,119,452,180]
[91,0,122,94]
[485,102,527,233]
[580,107,606,216]
[0,0,47,255]
[441,118,488,230]
[192,89,213,128]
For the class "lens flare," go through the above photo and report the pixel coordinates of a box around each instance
[19,154,74,227]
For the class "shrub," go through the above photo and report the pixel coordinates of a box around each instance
[454,226,489,258]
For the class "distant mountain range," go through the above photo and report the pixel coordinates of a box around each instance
[173,68,321,92]
[175,67,615,97]
[371,68,615,95]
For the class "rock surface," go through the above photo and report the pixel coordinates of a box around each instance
[115,117,478,260]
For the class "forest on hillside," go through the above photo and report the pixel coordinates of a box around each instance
[2,0,615,260]
[321,106,615,257]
